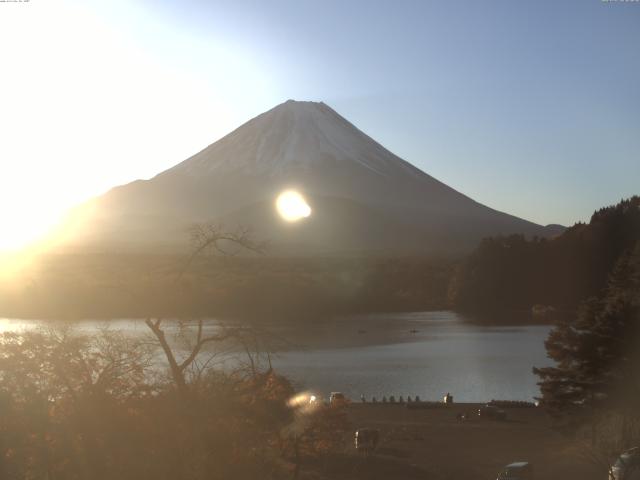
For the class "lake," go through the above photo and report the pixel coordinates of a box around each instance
[0,311,553,402]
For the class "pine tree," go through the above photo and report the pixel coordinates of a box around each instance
[533,242,640,440]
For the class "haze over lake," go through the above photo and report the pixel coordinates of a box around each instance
[0,311,551,402]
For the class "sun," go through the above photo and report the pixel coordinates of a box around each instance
[276,190,312,222]
[0,202,64,252]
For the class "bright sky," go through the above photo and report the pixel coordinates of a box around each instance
[1,0,639,250]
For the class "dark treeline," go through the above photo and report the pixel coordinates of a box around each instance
[0,255,453,320]
[448,196,640,317]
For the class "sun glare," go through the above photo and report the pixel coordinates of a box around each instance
[0,202,64,252]
[276,190,312,222]
[0,1,275,255]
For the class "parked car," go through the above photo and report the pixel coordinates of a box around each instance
[610,447,640,480]
[354,428,380,455]
[329,392,347,406]
[496,461,533,480]
[478,404,507,420]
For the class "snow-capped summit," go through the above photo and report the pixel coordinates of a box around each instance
[165,99,419,179]
[71,100,555,254]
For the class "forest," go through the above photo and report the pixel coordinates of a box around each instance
[0,254,452,321]
[448,196,640,319]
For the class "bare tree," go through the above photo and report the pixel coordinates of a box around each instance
[145,222,267,394]
[144,318,241,393]
[180,223,265,279]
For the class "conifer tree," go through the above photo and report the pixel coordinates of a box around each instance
[534,242,640,442]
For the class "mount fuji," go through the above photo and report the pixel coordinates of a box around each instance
[70,100,559,255]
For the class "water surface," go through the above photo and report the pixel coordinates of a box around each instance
[271,311,552,402]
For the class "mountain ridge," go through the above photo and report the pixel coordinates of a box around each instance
[64,99,561,255]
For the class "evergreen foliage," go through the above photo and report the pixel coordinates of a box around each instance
[449,196,640,315]
[533,242,640,441]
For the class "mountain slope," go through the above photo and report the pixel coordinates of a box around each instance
[68,100,557,255]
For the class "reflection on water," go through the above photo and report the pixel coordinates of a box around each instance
[0,311,552,402]
[270,311,553,402]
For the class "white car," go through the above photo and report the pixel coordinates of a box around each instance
[610,448,640,480]
[496,462,533,480]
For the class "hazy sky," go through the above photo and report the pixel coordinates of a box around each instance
[1,0,638,248]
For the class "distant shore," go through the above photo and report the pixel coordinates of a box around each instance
[0,309,553,351]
